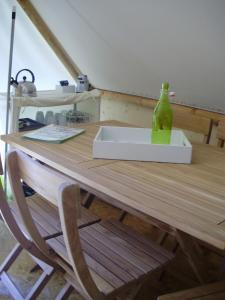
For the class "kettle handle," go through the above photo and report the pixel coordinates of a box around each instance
[15,69,35,83]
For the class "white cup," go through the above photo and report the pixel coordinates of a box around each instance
[58,113,67,126]
[35,111,45,124]
[54,113,60,125]
[45,111,54,125]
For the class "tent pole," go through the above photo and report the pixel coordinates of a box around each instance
[4,6,16,192]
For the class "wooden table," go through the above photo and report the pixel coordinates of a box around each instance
[2,120,225,283]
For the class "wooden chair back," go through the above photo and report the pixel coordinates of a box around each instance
[216,120,225,147]
[7,149,103,300]
[6,150,80,254]
[0,164,55,268]
[0,151,61,299]
[173,111,213,144]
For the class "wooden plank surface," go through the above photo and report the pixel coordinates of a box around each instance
[2,120,225,249]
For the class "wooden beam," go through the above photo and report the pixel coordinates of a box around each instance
[102,90,225,124]
[17,0,80,79]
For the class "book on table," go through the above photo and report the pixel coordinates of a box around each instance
[22,124,85,143]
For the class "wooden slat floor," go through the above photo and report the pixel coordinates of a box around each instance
[0,196,223,300]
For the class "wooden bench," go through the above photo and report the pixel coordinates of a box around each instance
[158,280,225,299]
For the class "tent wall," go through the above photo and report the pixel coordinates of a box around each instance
[28,0,225,113]
[0,0,74,93]
[100,92,219,144]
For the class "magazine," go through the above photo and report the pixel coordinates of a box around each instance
[22,124,85,143]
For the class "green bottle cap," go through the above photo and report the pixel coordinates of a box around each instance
[162,82,169,90]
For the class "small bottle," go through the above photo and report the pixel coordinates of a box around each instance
[151,82,173,144]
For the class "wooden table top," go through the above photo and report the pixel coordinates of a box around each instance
[2,120,225,250]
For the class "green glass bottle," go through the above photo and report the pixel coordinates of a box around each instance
[151,82,173,144]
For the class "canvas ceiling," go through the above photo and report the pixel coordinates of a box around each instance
[30,0,225,113]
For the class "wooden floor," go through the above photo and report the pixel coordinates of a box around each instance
[0,197,223,300]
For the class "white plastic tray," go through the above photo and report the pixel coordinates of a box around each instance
[93,126,192,164]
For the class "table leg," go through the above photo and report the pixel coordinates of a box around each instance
[82,192,95,209]
[175,230,208,284]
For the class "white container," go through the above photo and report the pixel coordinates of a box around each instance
[55,85,75,93]
[93,126,192,164]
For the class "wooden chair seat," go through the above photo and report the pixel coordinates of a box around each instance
[47,219,174,295]
[10,193,100,238]
[158,280,225,299]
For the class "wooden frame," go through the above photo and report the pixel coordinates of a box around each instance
[59,183,104,300]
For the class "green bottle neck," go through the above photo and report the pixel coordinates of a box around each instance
[159,89,169,103]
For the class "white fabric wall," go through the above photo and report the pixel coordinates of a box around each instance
[0,0,74,93]
[31,0,225,113]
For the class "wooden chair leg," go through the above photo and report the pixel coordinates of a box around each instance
[118,211,127,222]
[82,193,95,209]
[158,237,180,282]
[25,267,55,300]
[0,265,55,300]
[0,243,56,300]
[0,243,22,274]
[216,257,225,280]
[29,264,41,273]
[157,232,169,245]
[55,282,74,300]
[1,271,24,300]
[176,230,208,283]
[115,283,143,300]
[126,283,143,300]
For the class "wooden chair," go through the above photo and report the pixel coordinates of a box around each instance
[0,155,100,299]
[216,120,225,147]
[7,149,175,300]
[173,111,213,144]
[158,280,225,300]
